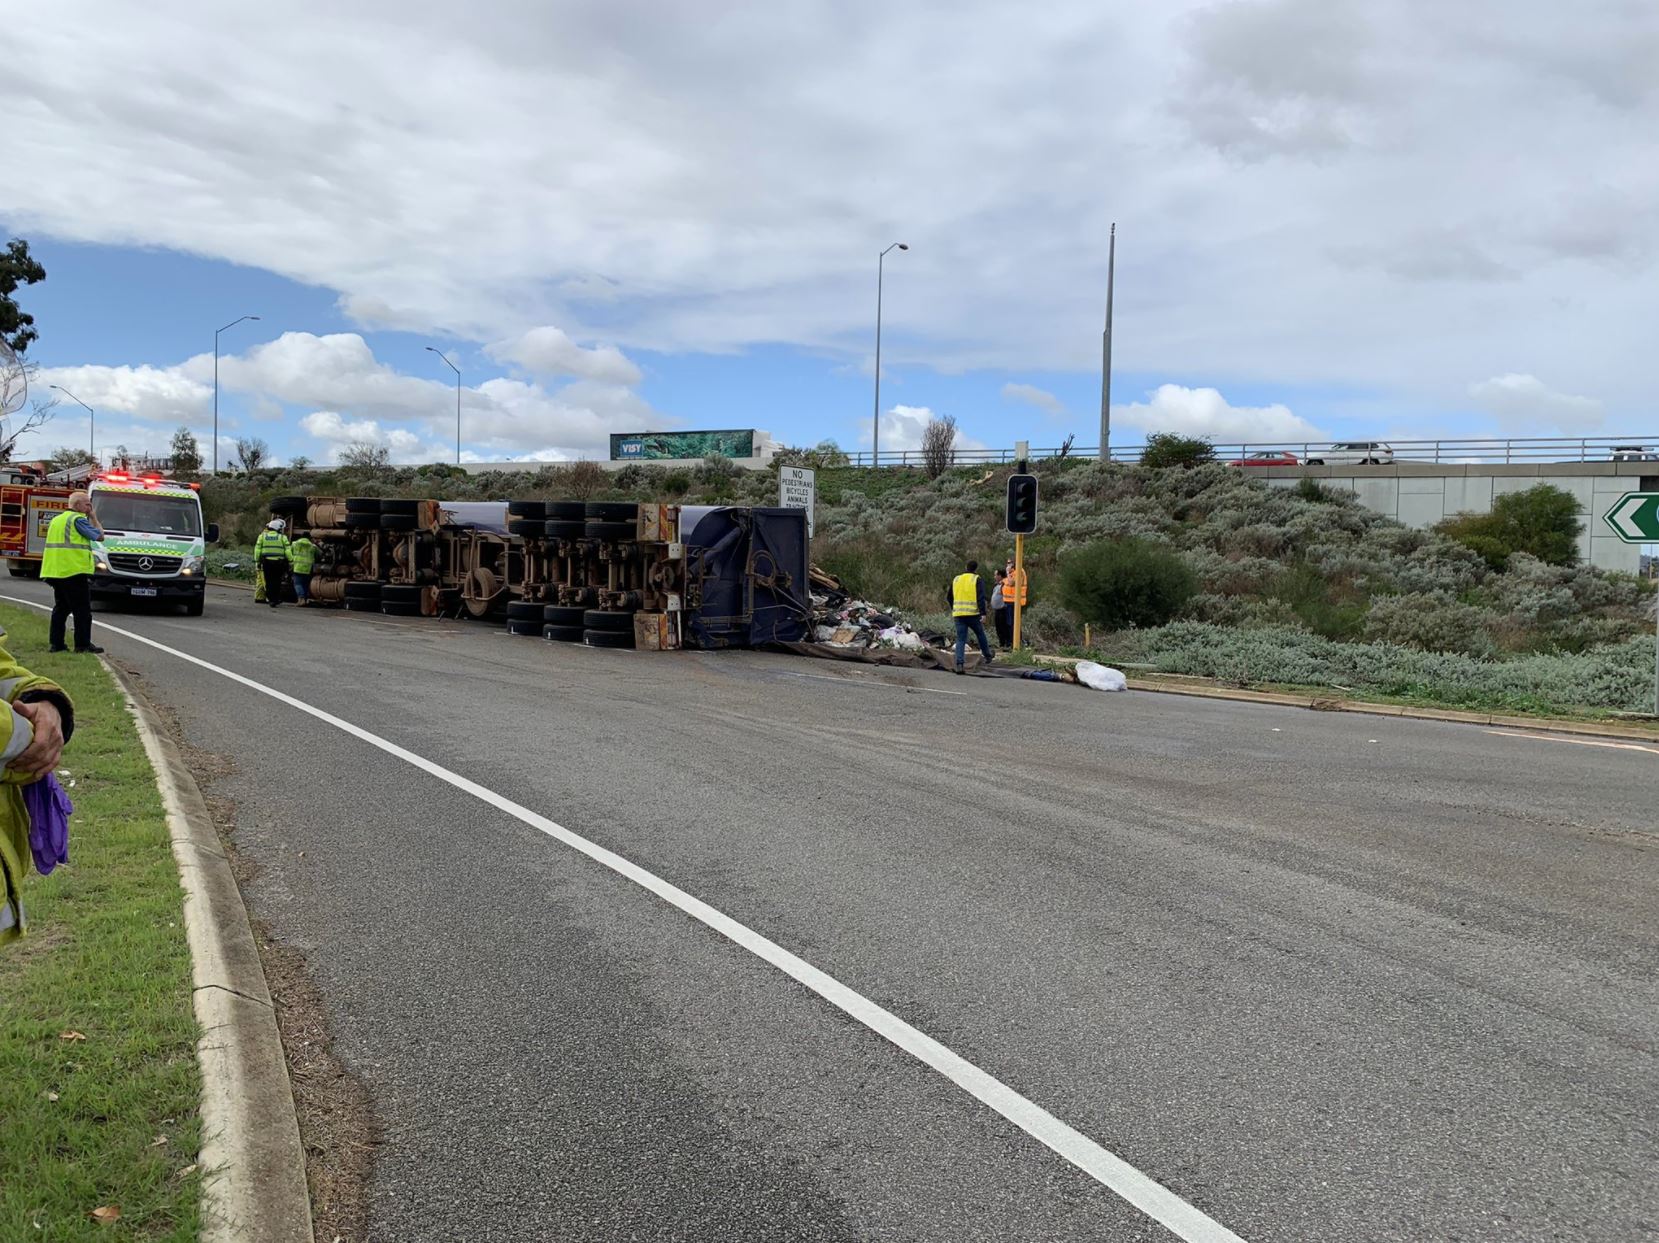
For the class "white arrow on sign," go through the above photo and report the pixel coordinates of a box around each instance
[1604,492,1659,543]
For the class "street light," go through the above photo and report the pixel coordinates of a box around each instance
[48,384,95,462]
[426,347,461,465]
[872,242,908,466]
[214,315,260,474]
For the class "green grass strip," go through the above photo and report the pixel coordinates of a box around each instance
[0,603,201,1239]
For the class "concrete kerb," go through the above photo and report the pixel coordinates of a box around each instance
[1030,654,1659,743]
[106,662,314,1243]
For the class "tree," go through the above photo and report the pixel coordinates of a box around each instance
[921,413,957,478]
[1139,432,1215,469]
[170,426,203,474]
[47,446,97,473]
[1058,538,1198,631]
[234,437,269,471]
[288,454,313,471]
[1,239,47,354]
[339,441,390,469]
[1436,484,1582,570]
[0,392,56,463]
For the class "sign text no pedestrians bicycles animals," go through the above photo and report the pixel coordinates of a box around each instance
[778,465,815,536]
[1603,491,1659,543]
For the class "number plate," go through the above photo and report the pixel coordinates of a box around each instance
[130,586,158,598]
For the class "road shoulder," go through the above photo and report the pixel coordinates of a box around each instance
[112,664,314,1243]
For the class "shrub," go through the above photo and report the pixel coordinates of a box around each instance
[661,471,692,497]
[1058,538,1198,631]
[1017,599,1082,649]
[1363,592,1498,658]
[1437,484,1582,570]
[921,414,957,479]
[1295,477,1342,504]
[1139,432,1215,470]
[562,459,607,499]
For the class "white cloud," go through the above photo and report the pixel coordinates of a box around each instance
[2,1,1657,420]
[1001,383,1065,414]
[867,405,990,455]
[1468,373,1603,432]
[14,330,660,464]
[488,327,642,386]
[1114,384,1323,444]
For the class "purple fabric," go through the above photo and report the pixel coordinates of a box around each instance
[24,772,72,875]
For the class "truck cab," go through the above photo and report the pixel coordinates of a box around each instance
[88,471,218,616]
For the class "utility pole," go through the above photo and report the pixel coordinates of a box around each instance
[872,242,908,466]
[214,315,260,474]
[1099,223,1115,462]
[426,347,461,464]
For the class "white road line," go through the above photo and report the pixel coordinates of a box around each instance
[3,594,1246,1243]
[778,670,969,696]
[1484,728,1659,757]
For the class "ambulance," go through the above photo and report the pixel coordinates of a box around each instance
[87,470,218,615]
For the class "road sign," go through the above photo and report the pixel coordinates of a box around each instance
[1006,474,1038,534]
[1604,492,1659,544]
[778,465,815,536]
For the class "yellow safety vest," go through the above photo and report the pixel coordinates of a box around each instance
[951,572,981,618]
[40,511,94,579]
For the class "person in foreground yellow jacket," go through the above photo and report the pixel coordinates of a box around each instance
[0,636,75,947]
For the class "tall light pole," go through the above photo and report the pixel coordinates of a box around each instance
[49,384,96,462]
[214,315,260,474]
[872,242,908,465]
[426,347,461,465]
[1099,223,1116,462]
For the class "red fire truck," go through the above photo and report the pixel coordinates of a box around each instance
[0,464,76,578]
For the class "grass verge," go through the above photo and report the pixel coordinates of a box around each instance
[0,603,201,1239]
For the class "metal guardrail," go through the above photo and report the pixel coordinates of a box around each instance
[843,436,1659,468]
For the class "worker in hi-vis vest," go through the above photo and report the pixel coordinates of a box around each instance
[253,519,291,608]
[286,532,318,606]
[945,559,995,675]
[40,491,105,654]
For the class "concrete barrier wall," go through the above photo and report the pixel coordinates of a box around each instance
[1259,463,1659,572]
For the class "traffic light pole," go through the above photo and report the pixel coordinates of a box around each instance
[1012,532,1025,650]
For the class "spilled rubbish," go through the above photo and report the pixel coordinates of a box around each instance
[798,566,1129,692]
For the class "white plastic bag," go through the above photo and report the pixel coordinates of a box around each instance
[1074,661,1128,692]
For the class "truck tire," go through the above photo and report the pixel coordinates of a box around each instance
[380,513,418,531]
[506,519,545,538]
[585,502,639,522]
[507,500,548,518]
[547,501,586,520]
[584,629,636,649]
[344,512,381,529]
[343,581,382,601]
[584,520,635,542]
[379,498,419,515]
[543,605,586,627]
[381,601,421,617]
[505,619,542,636]
[582,609,635,632]
[270,496,309,517]
[345,497,381,514]
[343,599,378,612]
[543,624,585,643]
[543,520,585,541]
[381,584,422,604]
[505,600,544,623]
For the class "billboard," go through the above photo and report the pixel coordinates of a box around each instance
[610,430,756,461]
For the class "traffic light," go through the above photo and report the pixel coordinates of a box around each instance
[1005,473,1038,534]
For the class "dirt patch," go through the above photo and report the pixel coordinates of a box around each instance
[127,663,380,1242]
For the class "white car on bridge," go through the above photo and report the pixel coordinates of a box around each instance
[1305,441,1395,466]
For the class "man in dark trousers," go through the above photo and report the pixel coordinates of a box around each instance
[946,559,994,674]
[253,519,291,608]
[40,491,105,654]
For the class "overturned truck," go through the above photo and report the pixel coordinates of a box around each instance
[271,495,811,651]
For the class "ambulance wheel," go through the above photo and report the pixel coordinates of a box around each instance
[184,598,205,617]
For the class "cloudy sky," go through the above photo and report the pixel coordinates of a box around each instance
[3,0,1655,465]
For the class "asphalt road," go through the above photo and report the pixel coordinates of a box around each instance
[7,580,1656,1242]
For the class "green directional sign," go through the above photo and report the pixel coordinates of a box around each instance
[1603,492,1659,543]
